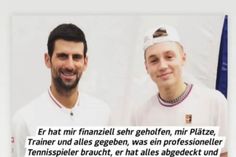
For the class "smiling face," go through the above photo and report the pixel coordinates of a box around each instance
[145,42,186,89]
[45,39,88,93]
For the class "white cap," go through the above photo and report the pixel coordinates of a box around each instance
[143,25,182,51]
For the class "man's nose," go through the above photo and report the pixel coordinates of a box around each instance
[65,56,75,69]
[159,59,168,70]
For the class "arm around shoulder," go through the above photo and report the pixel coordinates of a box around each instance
[12,111,29,157]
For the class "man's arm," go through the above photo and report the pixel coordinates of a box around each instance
[215,91,228,157]
[220,152,227,157]
[12,112,29,157]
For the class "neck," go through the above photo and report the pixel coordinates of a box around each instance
[158,81,186,101]
[50,84,78,109]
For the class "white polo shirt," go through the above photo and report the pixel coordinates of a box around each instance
[12,89,110,157]
[132,84,228,152]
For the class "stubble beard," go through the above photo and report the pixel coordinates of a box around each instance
[52,69,82,95]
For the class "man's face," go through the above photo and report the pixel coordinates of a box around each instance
[45,39,88,92]
[145,42,186,89]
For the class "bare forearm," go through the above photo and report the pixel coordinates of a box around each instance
[220,152,227,157]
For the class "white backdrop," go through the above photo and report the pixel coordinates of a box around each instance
[11,14,224,125]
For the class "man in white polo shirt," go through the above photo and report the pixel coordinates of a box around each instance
[12,23,110,157]
[132,25,228,157]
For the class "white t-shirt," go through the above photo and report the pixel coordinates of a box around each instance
[133,84,228,152]
[12,89,110,157]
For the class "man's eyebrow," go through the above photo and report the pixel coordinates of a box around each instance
[165,50,175,53]
[56,53,83,56]
[73,53,83,56]
[147,55,157,60]
[164,50,176,55]
[56,52,68,56]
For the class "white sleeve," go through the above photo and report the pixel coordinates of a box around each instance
[12,112,29,157]
[214,91,228,153]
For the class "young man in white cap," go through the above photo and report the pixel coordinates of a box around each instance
[12,23,110,157]
[132,25,228,157]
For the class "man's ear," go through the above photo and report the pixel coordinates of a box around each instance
[182,52,186,65]
[145,60,149,74]
[83,56,88,71]
[44,53,51,68]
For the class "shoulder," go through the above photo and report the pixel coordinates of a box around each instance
[192,85,225,97]
[131,94,157,125]
[191,84,227,106]
[134,95,157,116]
[12,91,49,124]
[142,95,157,108]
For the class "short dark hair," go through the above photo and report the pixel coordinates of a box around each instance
[47,23,87,57]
